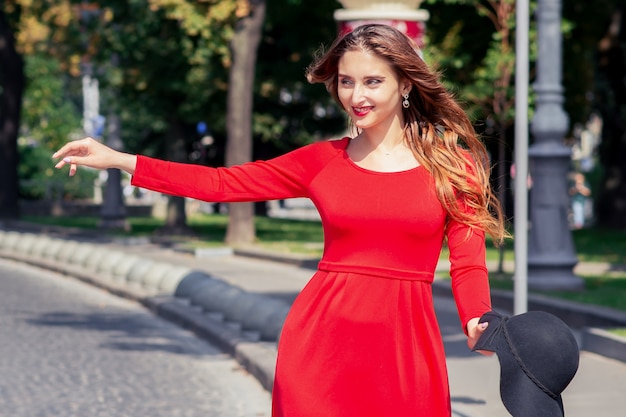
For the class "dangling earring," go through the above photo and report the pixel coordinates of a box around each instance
[402,93,410,109]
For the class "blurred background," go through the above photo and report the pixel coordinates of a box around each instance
[0,0,624,248]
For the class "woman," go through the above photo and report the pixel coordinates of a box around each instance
[54,24,506,417]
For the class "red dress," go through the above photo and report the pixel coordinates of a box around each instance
[131,137,491,417]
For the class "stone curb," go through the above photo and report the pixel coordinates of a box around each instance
[0,229,280,391]
[579,328,626,363]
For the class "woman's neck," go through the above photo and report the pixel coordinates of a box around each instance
[359,122,407,154]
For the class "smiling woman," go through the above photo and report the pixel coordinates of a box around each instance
[53,24,507,417]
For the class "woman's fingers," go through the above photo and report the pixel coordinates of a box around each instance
[52,138,99,175]
[467,318,494,356]
[52,138,90,160]
[53,154,84,176]
[53,137,136,175]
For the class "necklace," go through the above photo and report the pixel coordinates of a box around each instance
[379,141,406,156]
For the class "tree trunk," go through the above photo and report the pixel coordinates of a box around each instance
[596,8,626,228]
[0,11,24,220]
[224,0,266,245]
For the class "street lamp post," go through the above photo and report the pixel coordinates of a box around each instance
[99,112,129,231]
[527,0,583,290]
[79,2,129,231]
[334,1,429,48]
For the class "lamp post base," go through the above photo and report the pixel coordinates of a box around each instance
[98,218,130,232]
[527,262,584,291]
[99,168,129,232]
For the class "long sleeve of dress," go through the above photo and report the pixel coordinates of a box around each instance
[446,219,491,331]
[445,153,492,330]
[130,142,333,203]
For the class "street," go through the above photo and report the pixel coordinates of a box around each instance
[0,258,271,417]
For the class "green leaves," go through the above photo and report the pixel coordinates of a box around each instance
[20,54,82,151]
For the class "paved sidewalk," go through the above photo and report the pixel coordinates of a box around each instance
[2,223,626,416]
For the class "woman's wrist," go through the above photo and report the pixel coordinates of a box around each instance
[115,153,138,175]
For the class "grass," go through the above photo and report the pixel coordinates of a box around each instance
[19,214,626,315]
[610,328,626,338]
[21,213,325,255]
[569,228,626,264]
[489,272,626,312]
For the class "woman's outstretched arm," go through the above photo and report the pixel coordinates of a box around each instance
[53,137,137,176]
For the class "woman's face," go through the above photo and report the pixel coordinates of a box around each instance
[337,50,409,132]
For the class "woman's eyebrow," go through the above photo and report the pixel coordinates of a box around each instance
[337,73,386,79]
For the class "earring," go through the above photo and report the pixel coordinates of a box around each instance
[402,93,410,109]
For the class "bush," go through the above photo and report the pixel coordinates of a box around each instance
[19,143,98,201]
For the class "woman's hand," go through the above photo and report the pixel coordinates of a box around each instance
[466,317,493,356]
[52,137,137,176]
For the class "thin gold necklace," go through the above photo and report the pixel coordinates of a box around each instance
[379,140,407,156]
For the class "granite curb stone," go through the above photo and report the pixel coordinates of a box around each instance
[580,327,626,363]
[0,231,292,340]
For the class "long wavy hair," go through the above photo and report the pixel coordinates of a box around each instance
[306,24,507,244]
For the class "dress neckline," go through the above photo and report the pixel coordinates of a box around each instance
[339,137,424,175]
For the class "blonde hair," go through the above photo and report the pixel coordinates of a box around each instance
[306,24,507,244]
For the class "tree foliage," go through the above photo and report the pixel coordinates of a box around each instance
[255,0,345,151]
[592,4,626,228]
[21,54,82,151]
[426,0,626,229]
[424,0,532,227]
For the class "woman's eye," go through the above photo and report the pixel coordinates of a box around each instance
[366,79,382,86]
[339,78,353,86]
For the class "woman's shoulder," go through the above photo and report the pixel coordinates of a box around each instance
[290,137,349,160]
[304,137,350,151]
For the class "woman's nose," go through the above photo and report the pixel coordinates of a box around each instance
[351,83,366,103]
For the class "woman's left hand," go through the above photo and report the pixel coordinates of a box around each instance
[466,317,493,356]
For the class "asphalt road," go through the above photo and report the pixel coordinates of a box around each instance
[0,258,271,417]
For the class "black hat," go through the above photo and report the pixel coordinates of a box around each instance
[472,310,580,417]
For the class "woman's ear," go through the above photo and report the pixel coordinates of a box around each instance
[402,81,412,97]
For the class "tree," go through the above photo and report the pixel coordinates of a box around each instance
[224,0,266,244]
[254,0,345,150]
[135,0,239,237]
[147,0,341,244]
[20,54,83,152]
[1,1,102,217]
[425,1,522,207]
[0,8,24,220]
[464,0,519,271]
[595,5,626,228]
[18,53,87,202]
[425,0,526,272]
[74,0,237,234]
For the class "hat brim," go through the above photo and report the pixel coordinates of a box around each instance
[497,341,564,417]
